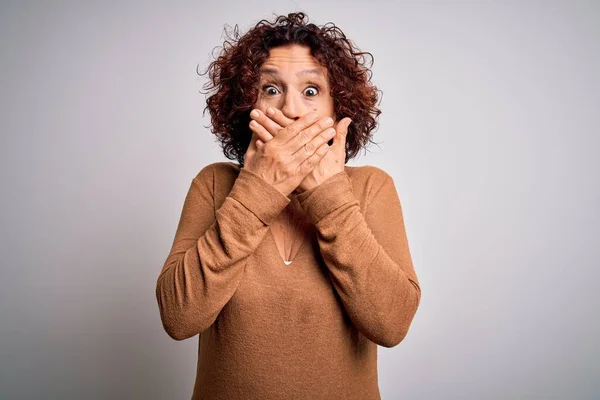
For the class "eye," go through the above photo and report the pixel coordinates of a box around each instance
[262,85,280,96]
[303,86,319,97]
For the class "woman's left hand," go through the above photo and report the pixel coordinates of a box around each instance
[249,107,352,194]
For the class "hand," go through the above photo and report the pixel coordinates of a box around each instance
[249,107,352,193]
[243,109,337,197]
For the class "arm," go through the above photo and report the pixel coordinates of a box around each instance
[156,165,290,340]
[296,169,421,347]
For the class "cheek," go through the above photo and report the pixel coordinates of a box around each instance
[316,95,335,116]
[252,98,267,112]
[254,97,281,113]
[305,95,333,112]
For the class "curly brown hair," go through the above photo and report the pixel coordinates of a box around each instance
[198,12,381,166]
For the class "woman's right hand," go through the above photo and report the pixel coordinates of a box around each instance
[243,110,337,197]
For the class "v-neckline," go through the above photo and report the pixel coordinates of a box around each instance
[267,225,312,266]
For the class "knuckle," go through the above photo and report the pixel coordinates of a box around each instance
[265,145,279,160]
[281,164,293,178]
[262,143,272,155]
[286,124,298,136]
[299,130,310,143]
[304,142,314,153]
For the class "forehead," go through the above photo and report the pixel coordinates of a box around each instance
[260,45,326,77]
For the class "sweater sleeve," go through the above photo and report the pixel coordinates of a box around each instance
[296,169,421,348]
[156,165,291,340]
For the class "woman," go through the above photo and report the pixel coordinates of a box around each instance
[156,12,421,400]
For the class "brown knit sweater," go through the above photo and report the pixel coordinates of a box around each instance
[156,162,421,399]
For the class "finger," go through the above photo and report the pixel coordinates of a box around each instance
[256,139,264,147]
[276,110,321,143]
[265,107,295,128]
[332,117,352,150]
[249,119,274,142]
[298,142,331,175]
[285,115,334,151]
[250,109,283,137]
[245,133,257,159]
[292,126,336,161]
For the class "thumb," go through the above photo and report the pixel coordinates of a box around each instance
[248,133,262,153]
[334,117,352,149]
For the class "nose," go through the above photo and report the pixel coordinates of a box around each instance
[280,91,307,120]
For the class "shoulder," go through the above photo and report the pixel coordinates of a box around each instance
[344,164,394,210]
[192,161,240,183]
[344,164,392,190]
[192,161,242,207]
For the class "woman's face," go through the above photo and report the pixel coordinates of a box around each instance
[253,44,335,123]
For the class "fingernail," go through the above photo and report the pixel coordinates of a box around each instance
[324,117,333,126]
[266,107,275,116]
[250,110,259,118]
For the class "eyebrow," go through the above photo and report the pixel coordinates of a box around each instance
[259,67,325,77]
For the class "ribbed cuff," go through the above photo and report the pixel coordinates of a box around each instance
[296,171,357,224]
[228,168,290,225]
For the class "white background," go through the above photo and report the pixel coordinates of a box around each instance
[1,1,598,398]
